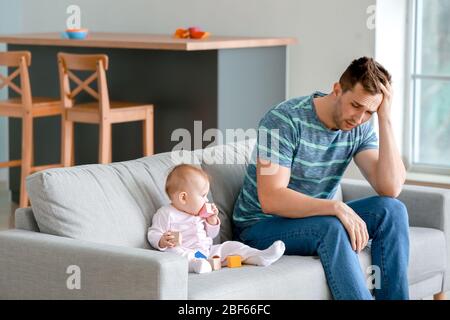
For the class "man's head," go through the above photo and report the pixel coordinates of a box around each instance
[330,57,392,131]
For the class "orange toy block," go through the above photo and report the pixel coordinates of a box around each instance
[226,255,242,268]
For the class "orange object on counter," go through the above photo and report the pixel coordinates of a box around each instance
[190,31,210,39]
[174,28,190,39]
[174,27,210,39]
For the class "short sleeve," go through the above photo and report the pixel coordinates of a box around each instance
[257,109,298,168]
[354,122,378,155]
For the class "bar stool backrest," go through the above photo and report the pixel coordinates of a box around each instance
[57,52,110,115]
[0,51,32,109]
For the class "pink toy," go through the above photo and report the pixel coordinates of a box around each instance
[198,203,214,218]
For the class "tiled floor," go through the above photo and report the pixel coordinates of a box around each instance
[0,181,17,230]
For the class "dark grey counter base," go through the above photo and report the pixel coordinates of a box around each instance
[8,44,286,202]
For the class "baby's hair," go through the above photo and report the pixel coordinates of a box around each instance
[165,164,210,198]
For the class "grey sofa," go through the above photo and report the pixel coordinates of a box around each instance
[0,139,449,300]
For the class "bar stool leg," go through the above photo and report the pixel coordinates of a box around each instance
[20,114,33,208]
[30,132,34,169]
[143,108,154,157]
[99,121,112,164]
[62,114,74,167]
[71,128,75,167]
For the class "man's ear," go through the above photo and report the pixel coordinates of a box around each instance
[178,192,187,204]
[332,82,342,97]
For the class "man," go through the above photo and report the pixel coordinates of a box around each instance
[232,57,409,300]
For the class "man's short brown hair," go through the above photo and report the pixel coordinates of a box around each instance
[339,57,392,94]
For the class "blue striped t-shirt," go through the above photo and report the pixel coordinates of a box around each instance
[232,92,378,228]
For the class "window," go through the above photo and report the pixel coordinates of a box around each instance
[407,0,450,174]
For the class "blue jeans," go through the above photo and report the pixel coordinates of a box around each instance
[235,196,410,300]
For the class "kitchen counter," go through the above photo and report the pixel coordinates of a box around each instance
[0,32,296,202]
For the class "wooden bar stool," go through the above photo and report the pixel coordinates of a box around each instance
[57,52,154,166]
[0,51,64,207]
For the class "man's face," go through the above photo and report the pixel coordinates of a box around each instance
[332,82,383,131]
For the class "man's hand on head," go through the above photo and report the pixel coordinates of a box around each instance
[377,81,393,121]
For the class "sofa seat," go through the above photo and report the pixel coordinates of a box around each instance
[188,227,446,299]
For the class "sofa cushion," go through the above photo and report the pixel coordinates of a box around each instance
[333,184,343,201]
[188,227,446,299]
[26,150,197,248]
[408,227,446,284]
[189,255,333,299]
[198,139,343,242]
[196,139,257,242]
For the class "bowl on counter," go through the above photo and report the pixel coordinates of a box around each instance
[64,28,89,40]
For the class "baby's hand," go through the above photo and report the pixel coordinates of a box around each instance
[206,203,219,225]
[159,231,176,249]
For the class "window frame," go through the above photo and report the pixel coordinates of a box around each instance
[404,0,450,175]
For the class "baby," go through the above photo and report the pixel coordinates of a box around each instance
[148,164,285,273]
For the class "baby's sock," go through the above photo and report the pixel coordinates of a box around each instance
[189,258,212,274]
[244,240,286,267]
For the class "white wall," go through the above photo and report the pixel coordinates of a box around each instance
[375,0,408,157]
[13,0,377,180]
[18,0,376,97]
[342,0,409,181]
[0,0,22,182]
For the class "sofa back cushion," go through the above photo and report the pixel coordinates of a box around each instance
[26,151,196,248]
[198,138,343,242]
[26,139,343,247]
[197,139,257,242]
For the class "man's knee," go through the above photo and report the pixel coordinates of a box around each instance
[374,196,409,227]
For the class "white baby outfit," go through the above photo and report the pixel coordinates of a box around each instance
[147,204,285,273]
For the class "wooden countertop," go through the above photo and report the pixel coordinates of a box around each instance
[0,32,297,51]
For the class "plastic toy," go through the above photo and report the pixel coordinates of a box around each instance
[226,255,242,268]
[172,231,182,246]
[194,251,207,259]
[198,203,214,218]
[208,255,221,271]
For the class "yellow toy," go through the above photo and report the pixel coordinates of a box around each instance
[226,255,242,268]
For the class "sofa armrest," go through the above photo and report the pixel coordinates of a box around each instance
[0,229,188,299]
[15,207,39,232]
[341,178,450,230]
[341,178,450,292]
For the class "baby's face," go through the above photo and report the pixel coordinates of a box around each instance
[174,174,210,216]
